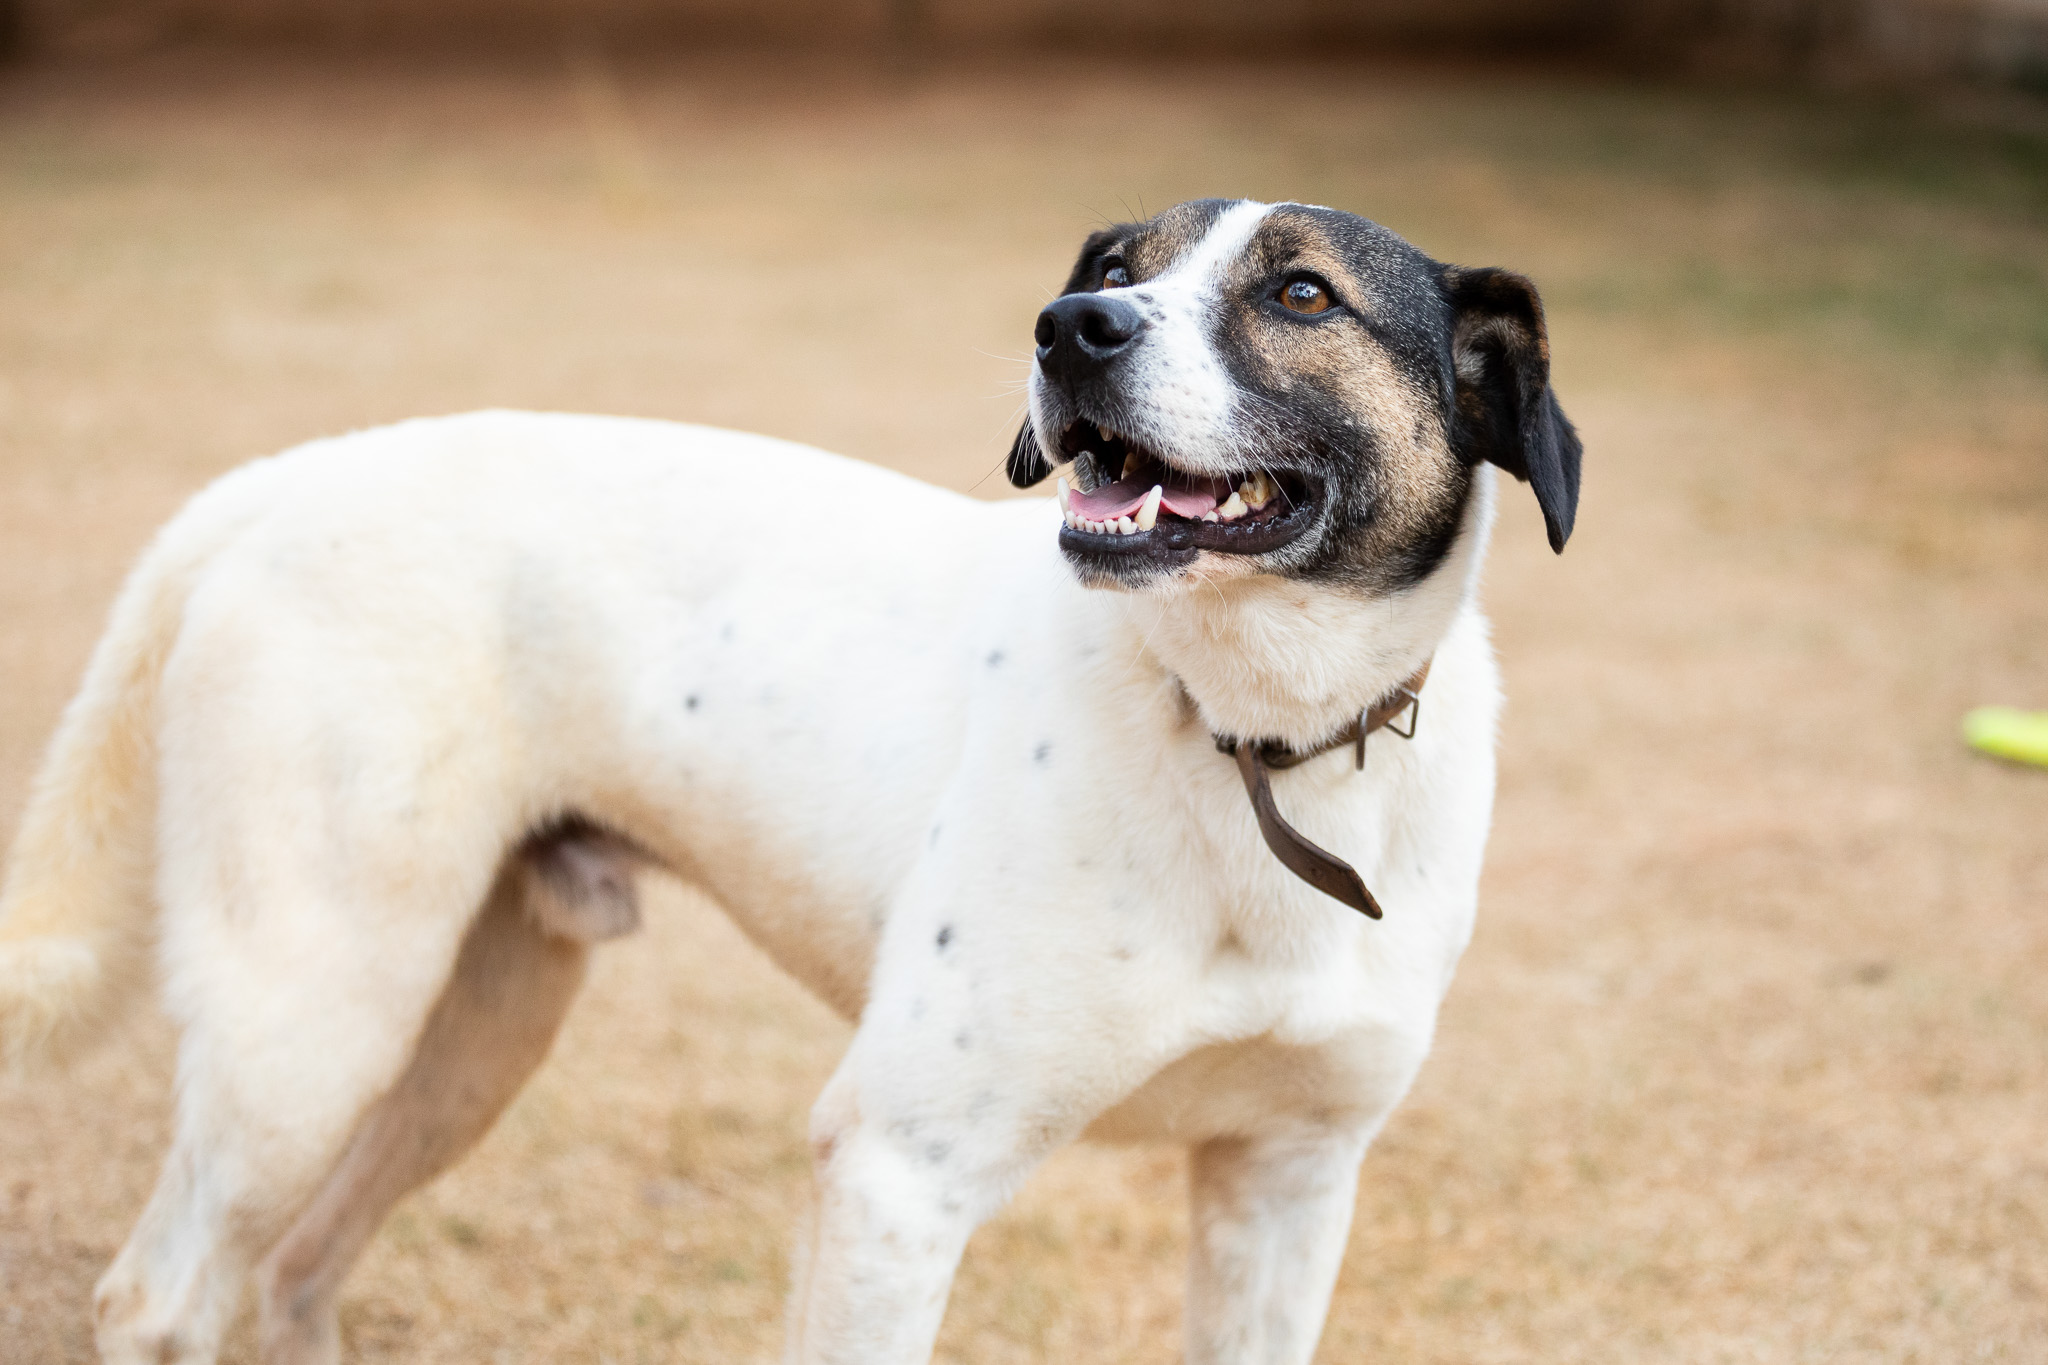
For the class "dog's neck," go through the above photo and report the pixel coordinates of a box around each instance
[1118,470,1497,751]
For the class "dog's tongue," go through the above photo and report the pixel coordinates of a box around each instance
[1070,476,1226,522]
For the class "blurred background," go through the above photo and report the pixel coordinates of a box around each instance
[1,2,2044,1362]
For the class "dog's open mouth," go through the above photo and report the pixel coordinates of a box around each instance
[1052,420,1318,558]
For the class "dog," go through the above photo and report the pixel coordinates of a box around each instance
[0,197,1579,1364]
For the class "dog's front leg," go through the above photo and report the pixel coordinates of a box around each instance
[783,887,1177,1363]
[1185,1125,1374,1365]
[787,1034,1119,1364]
[782,1070,980,1365]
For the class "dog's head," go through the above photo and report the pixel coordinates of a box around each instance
[1009,199,1580,592]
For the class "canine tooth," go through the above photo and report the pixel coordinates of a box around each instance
[1117,515,1136,535]
[1056,478,1071,514]
[1135,485,1161,531]
[1097,423,1113,442]
[1218,492,1247,520]
[1241,472,1275,508]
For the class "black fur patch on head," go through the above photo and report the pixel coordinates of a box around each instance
[1058,226,1127,295]
[1198,204,1482,593]
[1085,199,1236,291]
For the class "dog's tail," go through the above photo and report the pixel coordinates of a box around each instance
[0,458,287,1069]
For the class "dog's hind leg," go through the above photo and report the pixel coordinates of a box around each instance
[91,890,489,1365]
[253,833,634,1365]
[93,825,638,1365]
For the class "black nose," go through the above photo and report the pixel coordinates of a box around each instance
[1034,293,1145,382]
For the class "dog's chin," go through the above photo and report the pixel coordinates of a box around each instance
[1047,418,1323,589]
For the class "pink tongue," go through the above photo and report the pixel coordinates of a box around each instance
[1070,477,1227,523]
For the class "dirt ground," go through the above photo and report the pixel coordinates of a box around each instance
[1,48,2045,1364]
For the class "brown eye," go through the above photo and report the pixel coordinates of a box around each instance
[1102,261,1130,289]
[1282,279,1331,315]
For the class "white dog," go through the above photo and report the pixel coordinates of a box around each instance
[0,197,1580,1364]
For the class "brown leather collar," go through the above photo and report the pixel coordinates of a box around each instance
[1212,661,1431,920]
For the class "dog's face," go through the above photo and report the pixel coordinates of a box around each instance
[1009,199,1581,593]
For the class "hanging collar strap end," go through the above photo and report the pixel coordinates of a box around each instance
[1212,661,1432,920]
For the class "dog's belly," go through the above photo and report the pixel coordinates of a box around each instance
[1083,1023,1435,1145]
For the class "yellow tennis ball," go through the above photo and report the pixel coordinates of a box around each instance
[1962,706,2048,769]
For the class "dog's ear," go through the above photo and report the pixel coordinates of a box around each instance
[1006,420,1052,488]
[1441,266,1582,553]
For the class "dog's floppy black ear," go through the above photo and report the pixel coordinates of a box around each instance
[1007,421,1052,488]
[1442,266,1582,553]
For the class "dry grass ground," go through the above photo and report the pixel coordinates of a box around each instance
[1,48,2045,1364]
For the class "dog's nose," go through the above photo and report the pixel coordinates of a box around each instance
[1034,294,1145,381]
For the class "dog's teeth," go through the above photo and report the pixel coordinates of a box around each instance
[1240,473,1275,509]
[1097,424,1113,442]
[1135,485,1161,532]
[1117,515,1136,535]
[1056,478,1071,515]
[1218,492,1248,521]
[1202,511,1219,522]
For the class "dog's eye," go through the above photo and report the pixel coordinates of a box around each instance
[1282,279,1332,315]
[1102,260,1130,289]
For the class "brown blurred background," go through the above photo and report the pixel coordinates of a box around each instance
[1,2,2046,1362]
[10,0,2048,80]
